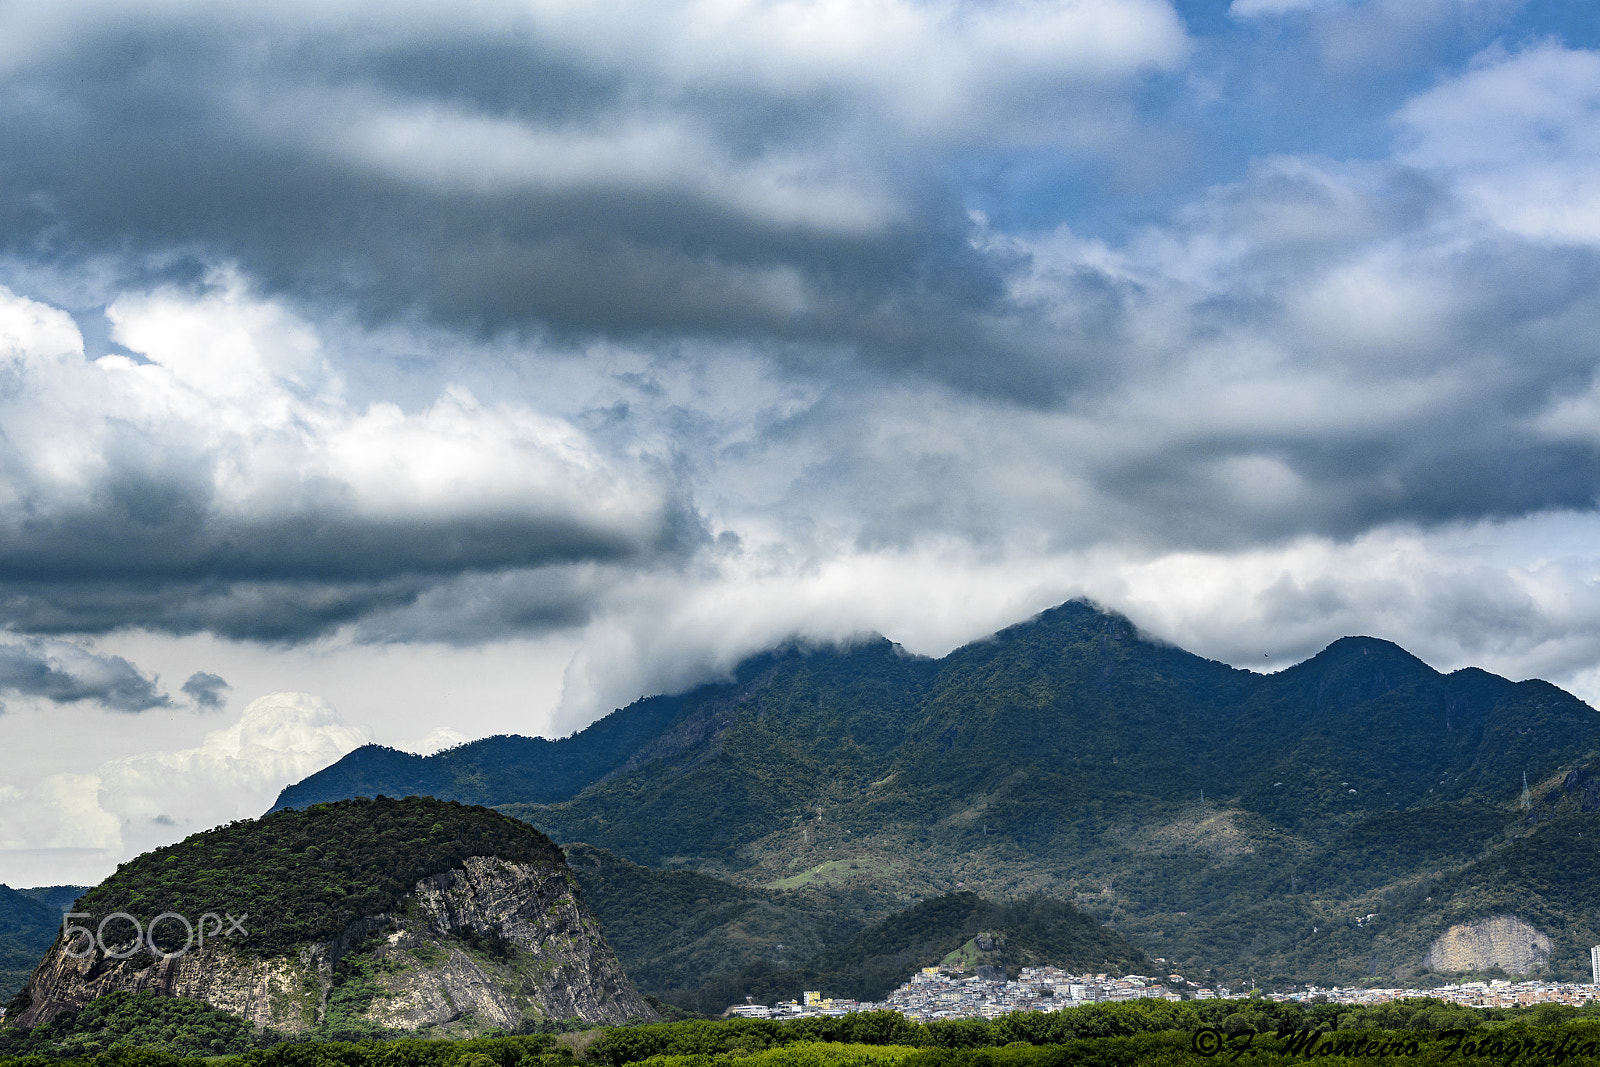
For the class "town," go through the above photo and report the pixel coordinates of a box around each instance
[727,968,1600,1022]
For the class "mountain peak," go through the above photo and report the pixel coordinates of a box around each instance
[1301,635,1437,678]
[1270,634,1438,711]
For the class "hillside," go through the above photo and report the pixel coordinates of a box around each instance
[272,600,1600,990]
[0,886,67,1007]
[710,890,1157,1006]
[562,845,1152,1013]
[6,797,653,1036]
[562,844,856,1013]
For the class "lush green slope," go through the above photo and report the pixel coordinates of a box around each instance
[274,600,1600,989]
[78,796,564,957]
[0,885,65,1005]
[563,844,851,1008]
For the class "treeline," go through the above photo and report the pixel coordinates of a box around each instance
[0,1034,569,1067]
[583,999,1600,1066]
[606,1029,1600,1067]
[9,996,1600,1067]
[13,1014,1600,1067]
[0,990,598,1060]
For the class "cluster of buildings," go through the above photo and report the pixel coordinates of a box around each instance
[880,967,1183,1021]
[727,967,1185,1021]
[727,968,1600,1022]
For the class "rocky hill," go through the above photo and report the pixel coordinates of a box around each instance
[6,797,654,1036]
[271,601,1600,991]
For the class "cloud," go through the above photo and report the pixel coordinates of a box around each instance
[1229,0,1343,17]
[546,509,1600,731]
[0,692,372,884]
[1396,43,1600,243]
[181,671,230,710]
[0,773,122,853]
[0,279,693,639]
[395,726,469,756]
[99,692,369,827]
[4,34,1600,655]
[0,1,1597,743]
[0,636,168,712]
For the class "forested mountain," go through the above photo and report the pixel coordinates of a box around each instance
[272,601,1600,991]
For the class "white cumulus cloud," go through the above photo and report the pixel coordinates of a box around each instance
[0,692,370,887]
[1396,42,1600,243]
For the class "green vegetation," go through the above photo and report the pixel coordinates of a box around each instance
[625,1042,919,1067]
[767,860,901,893]
[564,845,881,1015]
[0,989,596,1061]
[0,991,281,1059]
[581,1001,1600,1066]
[0,1031,570,1067]
[73,797,564,958]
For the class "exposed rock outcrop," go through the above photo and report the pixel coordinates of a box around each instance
[13,943,315,1031]
[1422,915,1552,975]
[393,855,650,1027]
[14,854,653,1034]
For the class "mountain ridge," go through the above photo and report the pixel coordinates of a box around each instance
[270,600,1600,991]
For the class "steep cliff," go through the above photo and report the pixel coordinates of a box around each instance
[8,798,654,1035]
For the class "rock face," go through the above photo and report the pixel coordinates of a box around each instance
[13,944,314,1031]
[1423,915,1552,975]
[372,856,651,1031]
[13,855,653,1034]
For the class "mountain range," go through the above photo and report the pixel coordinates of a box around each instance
[272,600,1600,992]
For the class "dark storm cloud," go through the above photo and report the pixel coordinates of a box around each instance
[0,508,670,582]
[180,671,230,709]
[0,543,698,643]
[0,636,168,711]
[0,4,1177,403]
[0,577,429,643]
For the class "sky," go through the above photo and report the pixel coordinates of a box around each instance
[3,0,1600,888]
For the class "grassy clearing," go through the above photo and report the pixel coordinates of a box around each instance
[765,858,897,891]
